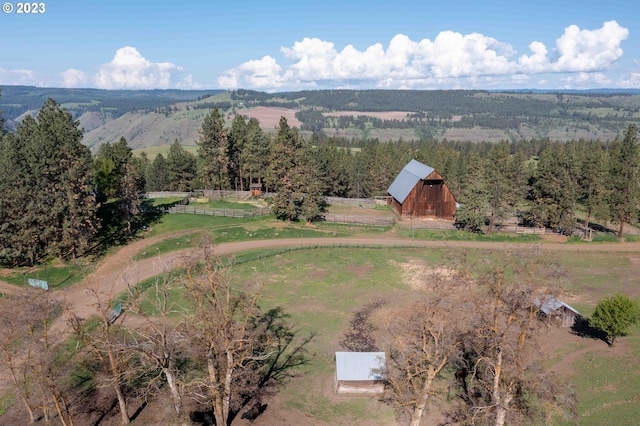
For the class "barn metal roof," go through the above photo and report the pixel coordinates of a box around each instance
[387,159,435,203]
[335,352,386,381]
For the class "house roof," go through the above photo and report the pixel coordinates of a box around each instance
[387,159,435,203]
[534,296,581,316]
[335,352,386,381]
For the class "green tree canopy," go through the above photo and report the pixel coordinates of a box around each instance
[589,294,640,345]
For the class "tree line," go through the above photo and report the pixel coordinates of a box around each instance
[1,96,638,266]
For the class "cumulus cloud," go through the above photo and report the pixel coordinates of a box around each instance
[218,21,629,91]
[0,67,41,86]
[60,68,87,87]
[95,46,196,89]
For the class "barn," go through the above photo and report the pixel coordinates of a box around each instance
[535,296,581,328]
[387,159,457,220]
[334,352,386,395]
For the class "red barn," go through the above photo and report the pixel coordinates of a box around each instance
[387,159,457,220]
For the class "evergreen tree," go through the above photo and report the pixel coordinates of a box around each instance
[227,114,248,190]
[241,117,271,190]
[197,108,230,192]
[577,140,608,230]
[266,117,326,222]
[607,125,640,237]
[147,153,170,191]
[454,153,489,232]
[485,142,515,235]
[313,138,351,197]
[0,99,99,265]
[167,140,197,191]
[529,144,580,234]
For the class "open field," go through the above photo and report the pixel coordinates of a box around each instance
[2,209,640,424]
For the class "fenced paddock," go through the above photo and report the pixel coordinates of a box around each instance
[167,204,272,218]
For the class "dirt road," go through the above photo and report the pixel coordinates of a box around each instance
[6,236,640,321]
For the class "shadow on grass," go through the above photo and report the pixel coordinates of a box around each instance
[570,317,609,345]
[87,199,172,259]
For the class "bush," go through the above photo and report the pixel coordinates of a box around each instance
[589,294,640,345]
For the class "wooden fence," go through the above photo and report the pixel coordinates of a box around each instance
[167,205,271,218]
[322,214,395,227]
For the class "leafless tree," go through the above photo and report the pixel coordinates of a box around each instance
[182,237,313,426]
[447,248,574,426]
[123,269,190,426]
[382,295,464,426]
[0,291,73,425]
[69,284,134,425]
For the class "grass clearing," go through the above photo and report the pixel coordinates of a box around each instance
[397,229,542,242]
[3,262,89,289]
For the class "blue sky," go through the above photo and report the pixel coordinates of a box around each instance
[1,0,639,91]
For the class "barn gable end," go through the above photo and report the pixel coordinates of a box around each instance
[387,159,457,220]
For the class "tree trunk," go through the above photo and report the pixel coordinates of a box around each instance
[618,215,625,238]
[163,367,186,425]
[108,350,129,425]
[493,350,506,426]
[584,211,590,231]
[409,375,435,426]
[208,358,226,426]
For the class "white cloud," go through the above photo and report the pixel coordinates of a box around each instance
[561,72,613,89]
[60,68,87,87]
[0,67,41,86]
[218,21,630,91]
[95,46,196,89]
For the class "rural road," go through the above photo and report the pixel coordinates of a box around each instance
[47,235,640,323]
[3,235,640,317]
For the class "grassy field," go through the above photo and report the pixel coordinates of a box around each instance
[218,246,640,425]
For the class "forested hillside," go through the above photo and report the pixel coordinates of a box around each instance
[3,86,640,149]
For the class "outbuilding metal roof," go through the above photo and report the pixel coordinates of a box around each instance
[387,159,435,204]
[534,296,580,315]
[335,352,386,381]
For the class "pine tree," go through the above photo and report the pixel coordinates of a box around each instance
[0,99,99,265]
[607,125,640,238]
[266,117,326,222]
[197,108,230,192]
[147,153,170,191]
[242,118,271,190]
[227,114,248,190]
[167,140,197,191]
[454,153,489,233]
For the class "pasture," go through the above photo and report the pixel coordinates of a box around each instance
[219,246,640,425]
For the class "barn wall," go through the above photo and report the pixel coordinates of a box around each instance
[391,171,457,220]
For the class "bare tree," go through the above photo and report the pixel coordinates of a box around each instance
[123,270,190,426]
[382,295,463,426]
[69,284,133,425]
[0,291,73,425]
[182,238,313,425]
[447,248,574,426]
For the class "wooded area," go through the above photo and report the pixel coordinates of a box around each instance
[1,92,639,265]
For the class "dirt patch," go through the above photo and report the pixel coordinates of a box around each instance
[237,106,302,129]
[391,258,455,290]
[348,265,373,279]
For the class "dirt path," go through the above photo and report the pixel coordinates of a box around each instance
[11,236,640,324]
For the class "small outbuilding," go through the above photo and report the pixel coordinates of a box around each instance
[387,159,457,220]
[535,296,581,328]
[334,351,386,395]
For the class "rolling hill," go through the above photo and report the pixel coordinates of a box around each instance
[3,86,640,150]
